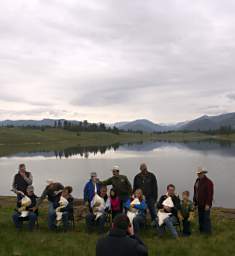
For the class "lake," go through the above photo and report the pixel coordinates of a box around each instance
[1,140,235,208]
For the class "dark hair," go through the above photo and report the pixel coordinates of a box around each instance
[19,164,25,169]
[110,188,117,198]
[167,184,175,190]
[64,186,73,194]
[182,190,190,197]
[113,214,130,231]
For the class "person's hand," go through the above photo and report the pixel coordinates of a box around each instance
[164,206,171,212]
[205,205,210,211]
[31,207,38,212]
[17,191,24,196]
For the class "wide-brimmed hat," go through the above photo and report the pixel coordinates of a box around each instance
[112,165,120,171]
[90,172,97,177]
[196,167,208,174]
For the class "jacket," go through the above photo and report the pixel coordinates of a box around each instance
[124,198,147,217]
[83,180,101,203]
[12,171,33,194]
[36,182,64,207]
[102,175,132,200]
[193,175,214,208]
[179,199,194,220]
[133,172,158,201]
[96,228,148,256]
[157,194,181,218]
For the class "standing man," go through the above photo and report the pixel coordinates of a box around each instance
[102,165,132,207]
[133,163,158,225]
[12,164,33,196]
[84,172,101,209]
[193,167,214,234]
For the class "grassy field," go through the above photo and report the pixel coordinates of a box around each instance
[0,197,234,256]
[0,127,235,157]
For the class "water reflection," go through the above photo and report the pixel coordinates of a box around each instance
[1,139,235,159]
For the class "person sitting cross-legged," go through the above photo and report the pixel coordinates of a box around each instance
[86,186,111,234]
[12,185,38,231]
[156,184,181,239]
[125,189,147,235]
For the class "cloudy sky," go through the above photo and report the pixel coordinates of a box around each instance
[0,0,235,123]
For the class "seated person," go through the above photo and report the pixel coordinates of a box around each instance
[178,190,194,236]
[96,213,148,256]
[12,185,38,231]
[86,186,110,233]
[33,180,64,230]
[156,184,181,238]
[110,188,122,219]
[54,186,74,232]
[125,189,147,234]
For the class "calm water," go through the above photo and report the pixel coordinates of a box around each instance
[1,140,235,208]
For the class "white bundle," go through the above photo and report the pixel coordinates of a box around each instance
[92,194,106,220]
[56,196,69,222]
[18,196,32,218]
[157,197,174,226]
[127,198,140,224]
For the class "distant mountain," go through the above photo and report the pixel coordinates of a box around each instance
[115,112,235,132]
[181,112,235,131]
[0,118,81,127]
[1,112,234,132]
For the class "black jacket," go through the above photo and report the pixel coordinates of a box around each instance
[96,228,148,256]
[133,172,158,201]
[157,194,181,217]
[12,172,32,194]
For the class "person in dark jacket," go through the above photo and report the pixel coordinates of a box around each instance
[33,180,64,230]
[102,165,132,207]
[84,172,101,209]
[156,184,181,238]
[12,185,38,231]
[12,164,33,197]
[193,167,214,234]
[96,214,148,256]
[133,163,158,225]
[54,186,74,231]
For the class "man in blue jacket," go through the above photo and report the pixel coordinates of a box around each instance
[84,172,101,209]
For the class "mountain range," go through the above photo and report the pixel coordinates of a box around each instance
[0,112,235,132]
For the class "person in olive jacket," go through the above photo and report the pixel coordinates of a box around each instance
[96,214,148,256]
[133,163,158,224]
[101,165,132,207]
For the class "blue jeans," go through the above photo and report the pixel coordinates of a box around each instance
[198,207,212,234]
[133,215,146,234]
[146,197,157,221]
[182,219,191,236]
[12,212,37,231]
[157,215,178,238]
[62,212,69,231]
[48,201,56,230]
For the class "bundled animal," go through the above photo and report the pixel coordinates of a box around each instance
[127,198,141,224]
[18,195,32,218]
[92,194,106,220]
[56,196,69,226]
[157,196,174,226]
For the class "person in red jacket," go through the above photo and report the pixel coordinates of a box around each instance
[193,167,214,234]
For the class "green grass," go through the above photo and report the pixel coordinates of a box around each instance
[0,127,235,157]
[0,198,234,256]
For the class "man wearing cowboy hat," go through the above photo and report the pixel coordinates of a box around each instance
[101,165,132,208]
[193,167,214,234]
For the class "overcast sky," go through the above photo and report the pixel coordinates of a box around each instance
[0,0,235,123]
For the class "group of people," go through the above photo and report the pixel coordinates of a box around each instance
[11,162,214,255]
